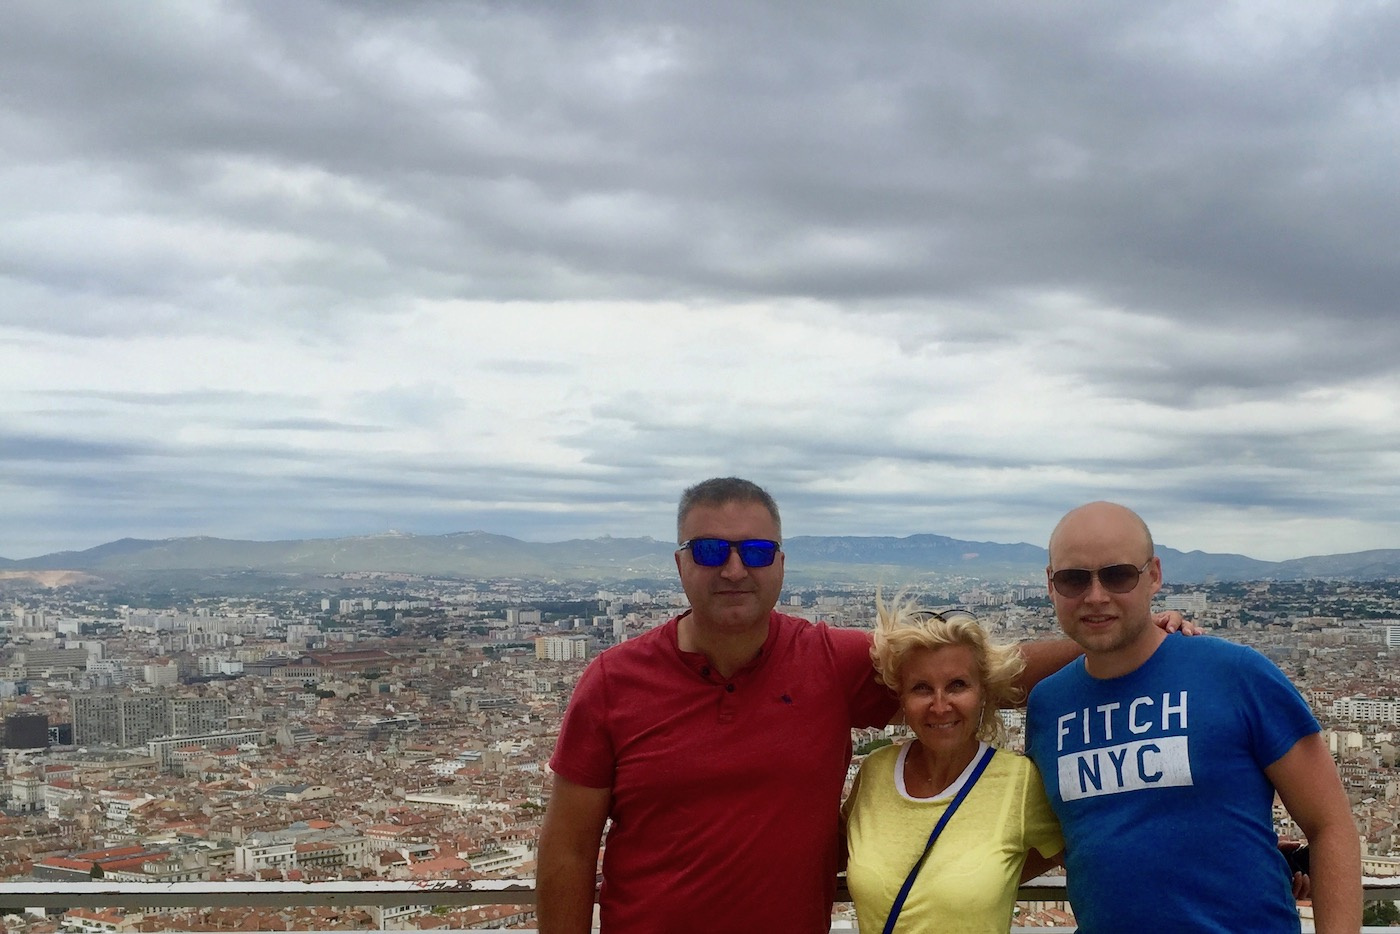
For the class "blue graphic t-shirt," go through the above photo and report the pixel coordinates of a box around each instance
[1026,634,1319,933]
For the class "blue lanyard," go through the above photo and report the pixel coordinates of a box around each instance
[880,745,997,934]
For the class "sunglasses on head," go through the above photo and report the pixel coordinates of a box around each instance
[915,609,978,625]
[1050,559,1153,598]
[678,538,781,568]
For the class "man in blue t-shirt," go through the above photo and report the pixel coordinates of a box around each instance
[1026,501,1361,933]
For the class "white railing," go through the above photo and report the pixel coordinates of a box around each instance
[1,877,1396,929]
[0,878,533,910]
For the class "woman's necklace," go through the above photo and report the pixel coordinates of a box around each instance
[906,743,977,798]
[905,749,945,797]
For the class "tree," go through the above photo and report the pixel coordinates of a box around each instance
[89,862,104,880]
[1363,900,1400,926]
[855,737,894,756]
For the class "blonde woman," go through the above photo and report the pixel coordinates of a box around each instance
[843,597,1063,933]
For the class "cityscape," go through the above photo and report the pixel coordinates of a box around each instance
[7,0,1400,930]
[0,566,1397,930]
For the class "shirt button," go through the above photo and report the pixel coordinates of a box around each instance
[701,667,710,677]
[725,684,735,693]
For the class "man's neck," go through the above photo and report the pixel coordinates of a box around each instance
[677,612,771,680]
[1084,626,1168,680]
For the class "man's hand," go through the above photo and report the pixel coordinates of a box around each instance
[1281,840,1312,900]
[1290,869,1311,901]
[1153,610,1203,635]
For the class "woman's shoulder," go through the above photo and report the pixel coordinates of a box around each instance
[987,746,1040,777]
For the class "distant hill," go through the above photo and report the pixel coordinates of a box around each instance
[4,531,1400,584]
[7,532,678,580]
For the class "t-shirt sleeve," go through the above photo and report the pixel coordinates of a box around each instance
[826,626,898,728]
[1021,757,1064,859]
[1231,645,1321,769]
[547,655,616,789]
[1024,686,1049,771]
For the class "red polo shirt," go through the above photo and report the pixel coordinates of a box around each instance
[550,611,897,933]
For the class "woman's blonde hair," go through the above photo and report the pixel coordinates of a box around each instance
[870,592,1026,746]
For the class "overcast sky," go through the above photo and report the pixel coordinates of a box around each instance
[3,1,1399,563]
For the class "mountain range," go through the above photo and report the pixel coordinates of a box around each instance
[4,531,1400,585]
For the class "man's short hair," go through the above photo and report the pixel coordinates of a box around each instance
[676,477,782,543]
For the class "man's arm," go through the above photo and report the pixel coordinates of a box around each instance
[1012,639,1081,701]
[537,776,610,934]
[1018,848,1064,884]
[1265,732,1362,934]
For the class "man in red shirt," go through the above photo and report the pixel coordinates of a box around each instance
[537,478,1099,933]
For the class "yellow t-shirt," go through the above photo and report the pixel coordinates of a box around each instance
[843,741,1063,933]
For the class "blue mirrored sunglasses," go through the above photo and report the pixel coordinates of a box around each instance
[678,538,781,568]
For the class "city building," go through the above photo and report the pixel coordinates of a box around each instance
[12,647,91,679]
[72,694,230,746]
[1159,592,1208,614]
[142,662,179,687]
[170,697,230,735]
[3,713,49,749]
[1331,695,1400,726]
[534,634,589,661]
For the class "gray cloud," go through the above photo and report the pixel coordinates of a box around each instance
[7,3,1396,325]
[0,432,152,464]
[2,1,1398,560]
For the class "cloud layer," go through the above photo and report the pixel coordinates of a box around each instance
[3,1,1399,561]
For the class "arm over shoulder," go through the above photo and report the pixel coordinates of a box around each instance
[1011,639,1081,704]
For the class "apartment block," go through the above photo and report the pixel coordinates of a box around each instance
[72,694,229,746]
[534,634,589,661]
[1331,695,1400,725]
